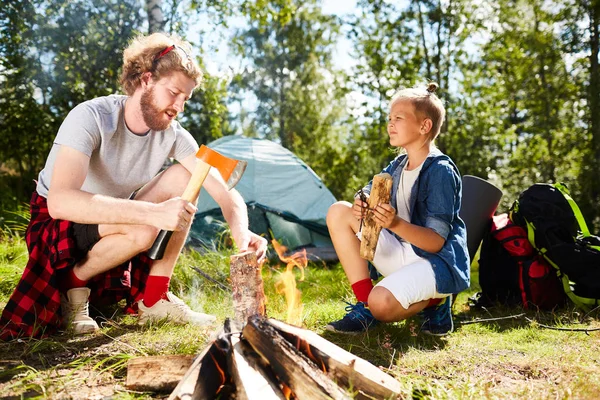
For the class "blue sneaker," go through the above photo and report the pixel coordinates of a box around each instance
[325,301,379,334]
[420,297,453,336]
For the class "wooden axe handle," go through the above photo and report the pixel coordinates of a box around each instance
[148,160,212,260]
[181,160,212,202]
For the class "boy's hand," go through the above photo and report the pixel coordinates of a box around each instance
[372,203,397,229]
[352,196,369,220]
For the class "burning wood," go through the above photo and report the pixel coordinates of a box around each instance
[230,251,266,323]
[359,173,393,261]
[169,316,401,400]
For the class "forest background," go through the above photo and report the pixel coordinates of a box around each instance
[1,0,599,231]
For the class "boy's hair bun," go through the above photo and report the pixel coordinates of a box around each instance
[426,82,438,93]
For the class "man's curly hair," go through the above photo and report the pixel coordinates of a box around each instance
[120,33,203,96]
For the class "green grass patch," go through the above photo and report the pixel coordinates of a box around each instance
[1,241,600,399]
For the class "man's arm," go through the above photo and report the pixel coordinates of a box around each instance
[179,154,247,244]
[179,154,267,260]
[47,145,194,231]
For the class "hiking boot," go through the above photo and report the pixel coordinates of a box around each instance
[325,301,379,334]
[60,287,100,334]
[138,292,217,327]
[420,296,453,336]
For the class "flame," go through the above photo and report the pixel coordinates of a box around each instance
[209,352,226,393]
[281,382,293,399]
[272,239,307,326]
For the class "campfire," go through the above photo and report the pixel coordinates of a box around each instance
[168,316,401,399]
[128,246,401,399]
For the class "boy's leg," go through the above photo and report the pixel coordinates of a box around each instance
[325,201,378,333]
[326,201,373,299]
[368,259,453,335]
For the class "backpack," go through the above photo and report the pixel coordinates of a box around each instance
[477,213,565,310]
[510,183,600,312]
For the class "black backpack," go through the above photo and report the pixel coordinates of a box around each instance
[510,183,600,312]
[476,213,565,310]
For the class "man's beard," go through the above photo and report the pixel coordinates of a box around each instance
[139,87,177,131]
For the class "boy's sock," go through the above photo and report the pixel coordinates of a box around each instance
[61,268,88,291]
[426,298,443,308]
[351,278,373,304]
[142,275,170,308]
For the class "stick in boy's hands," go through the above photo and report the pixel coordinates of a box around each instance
[359,173,393,261]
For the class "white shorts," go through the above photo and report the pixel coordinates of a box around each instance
[357,229,449,309]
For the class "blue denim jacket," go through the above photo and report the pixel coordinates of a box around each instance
[362,148,470,294]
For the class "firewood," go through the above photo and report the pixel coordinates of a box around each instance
[229,331,287,399]
[243,315,352,400]
[267,318,401,399]
[230,251,266,323]
[359,173,393,261]
[168,330,224,400]
[126,355,194,393]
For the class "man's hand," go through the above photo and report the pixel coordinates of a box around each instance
[237,231,268,264]
[372,203,398,229]
[155,197,197,231]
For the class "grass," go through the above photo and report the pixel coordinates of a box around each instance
[1,235,600,399]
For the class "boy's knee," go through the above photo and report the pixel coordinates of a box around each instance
[326,201,352,228]
[368,287,402,322]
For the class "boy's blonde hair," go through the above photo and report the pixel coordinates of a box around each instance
[120,33,203,96]
[390,82,446,140]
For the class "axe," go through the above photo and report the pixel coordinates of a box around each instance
[148,145,247,260]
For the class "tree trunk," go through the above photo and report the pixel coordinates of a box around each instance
[146,0,164,33]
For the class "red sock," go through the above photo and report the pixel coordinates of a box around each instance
[143,275,170,308]
[351,278,374,304]
[427,298,443,308]
[61,268,88,291]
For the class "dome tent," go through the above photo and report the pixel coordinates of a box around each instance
[188,136,338,261]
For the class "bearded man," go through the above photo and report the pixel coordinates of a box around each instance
[0,33,267,340]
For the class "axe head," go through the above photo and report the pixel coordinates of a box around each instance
[196,145,247,190]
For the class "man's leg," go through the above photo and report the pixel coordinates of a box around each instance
[62,164,215,329]
[71,164,191,281]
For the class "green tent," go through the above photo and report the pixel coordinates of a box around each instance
[189,136,338,261]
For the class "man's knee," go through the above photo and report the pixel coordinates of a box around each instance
[162,164,191,197]
[326,201,353,228]
[126,225,159,252]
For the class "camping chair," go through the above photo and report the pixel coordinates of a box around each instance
[459,175,503,262]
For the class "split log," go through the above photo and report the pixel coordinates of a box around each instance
[126,355,194,393]
[229,330,287,399]
[243,315,352,400]
[168,330,225,400]
[230,251,266,323]
[359,173,393,261]
[267,318,401,399]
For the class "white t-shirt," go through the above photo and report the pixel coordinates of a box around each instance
[395,162,423,222]
[36,95,198,199]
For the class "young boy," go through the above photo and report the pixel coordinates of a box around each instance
[326,83,469,336]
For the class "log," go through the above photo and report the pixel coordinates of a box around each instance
[229,330,287,399]
[230,251,266,323]
[267,318,401,399]
[359,173,393,261]
[126,355,194,393]
[168,330,225,400]
[243,315,352,400]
